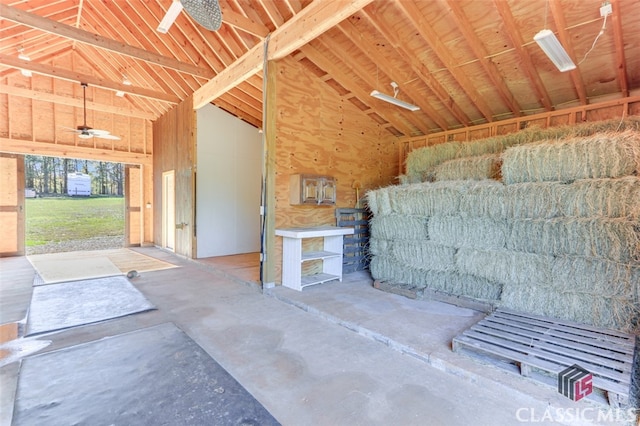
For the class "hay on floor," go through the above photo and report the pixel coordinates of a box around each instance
[508,217,640,262]
[369,214,429,241]
[434,155,502,182]
[455,248,553,287]
[429,216,509,250]
[501,130,640,184]
[500,285,639,332]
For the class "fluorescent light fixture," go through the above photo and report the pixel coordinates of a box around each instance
[115,90,125,97]
[370,82,420,111]
[122,76,132,86]
[18,53,30,61]
[533,29,576,72]
[20,69,32,77]
[157,0,183,33]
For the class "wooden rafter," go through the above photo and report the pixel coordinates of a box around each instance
[300,43,411,136]
[0,3,214,79]
[219,3,269,37]
[0,53,179,103]
[395,1,494,123]
[337,18,449,131]
[548,0,587,105]
[193,0,375,109]
[446,0,521,117]
[0,84,155,120]
[360,8,472,127]
[609,0,628,97]
[492,0,553,111]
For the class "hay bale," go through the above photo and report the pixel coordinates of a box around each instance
[501,130,640,184]
[429,216,509,250]
[370,214,429,241]
[403,118,640,184]
[405,141,462,182]
[558,177,640,219]
[370,255,418,288]
[391,181,464,217]
[392,240,456,272]
[500,285,639,332]
[504,183,562,219]
[551,256,639,298]
[434,155,502,181]
[455,248,553,287]
[366,187,393,216]
[458,181,509,219]
[371,255,502,301]
[368,238,392,256]
[508,218,640,262]
[459,137,505,157]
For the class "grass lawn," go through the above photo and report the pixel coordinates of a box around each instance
[26,197,125,247]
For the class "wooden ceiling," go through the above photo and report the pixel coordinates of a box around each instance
[1,0,638,137]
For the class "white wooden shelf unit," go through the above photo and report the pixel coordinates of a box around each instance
[275,226,354,291]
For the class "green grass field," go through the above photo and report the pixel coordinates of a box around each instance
[26,197,125,247]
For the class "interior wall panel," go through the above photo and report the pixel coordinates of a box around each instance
[273,56,399,282]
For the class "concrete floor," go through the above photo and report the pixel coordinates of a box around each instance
[0,248,631,425]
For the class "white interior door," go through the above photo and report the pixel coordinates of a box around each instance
[162,170,175,251]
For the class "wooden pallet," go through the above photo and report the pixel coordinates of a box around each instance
[452,308,636,407]
[335,208,370,273]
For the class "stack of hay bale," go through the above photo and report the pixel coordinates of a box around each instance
[368,124,640,332]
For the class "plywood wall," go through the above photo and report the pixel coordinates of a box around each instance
[152,96,196,258]
[273,57,400,281]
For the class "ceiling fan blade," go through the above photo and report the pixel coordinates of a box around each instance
[89,129,110,136]
[96,134,121,140]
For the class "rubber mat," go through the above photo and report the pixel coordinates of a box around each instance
[25,275,155,336]
[13,323,280,425]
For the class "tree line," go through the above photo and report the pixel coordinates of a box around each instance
[26,156,124,196]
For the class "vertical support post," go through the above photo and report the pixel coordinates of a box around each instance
[262,59,277,286]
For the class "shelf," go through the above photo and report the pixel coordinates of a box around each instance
[300,273,340,288]
[301,251,341,262]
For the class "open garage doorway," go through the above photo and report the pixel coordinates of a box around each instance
[23,155,126,255]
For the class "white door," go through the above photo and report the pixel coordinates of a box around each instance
[162,170,175,251]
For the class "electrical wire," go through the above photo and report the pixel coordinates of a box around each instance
[578,12,608,66]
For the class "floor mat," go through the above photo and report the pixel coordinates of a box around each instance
[28,249,178,285]
[25,276,155,336]
[27,256,122,284]
[12,323,280,426]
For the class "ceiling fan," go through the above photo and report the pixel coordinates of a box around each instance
[66,83,120,140]
[157,0,222,33]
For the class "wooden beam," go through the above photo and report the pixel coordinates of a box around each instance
[300,43,415,136]
[0,84,155,120]
[360,8,472,127]
[446,0,521,117]
[193,0,374,109]
[337,19,449,131]
[396,1,494,123]
[0,54,180,104]
[609,0,629,97]
[219,3,270,37]
[0,3,214,79]
[0,137,153,165]
[492,0,553,111]
[548,0,587,105]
